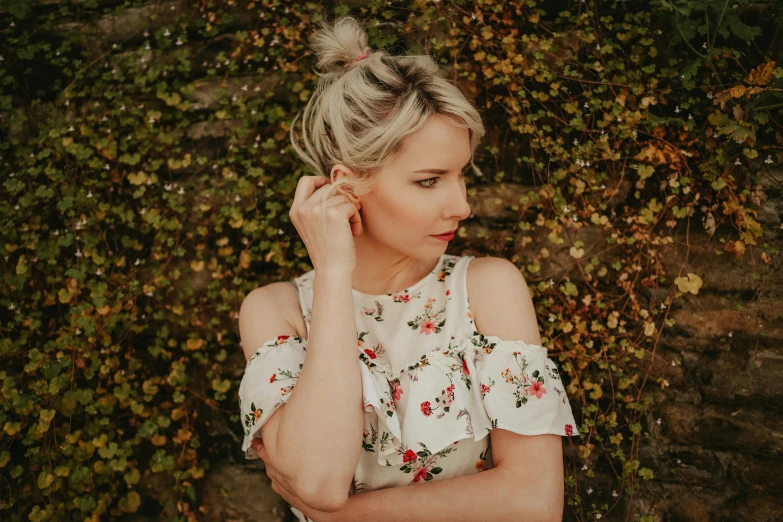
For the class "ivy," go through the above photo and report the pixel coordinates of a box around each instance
[0,0,780,521]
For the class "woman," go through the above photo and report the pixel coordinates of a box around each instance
[237,16,579,522]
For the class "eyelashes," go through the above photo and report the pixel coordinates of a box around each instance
[416,168,469,189]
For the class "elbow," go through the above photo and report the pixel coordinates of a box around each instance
[535,496,564,522]
[295,478,349,513]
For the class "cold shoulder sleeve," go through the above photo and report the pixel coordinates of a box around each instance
[238,335,307,460]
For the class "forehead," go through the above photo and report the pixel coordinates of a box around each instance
[391,113,471,167]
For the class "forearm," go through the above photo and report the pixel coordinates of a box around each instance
[315,467,555,522]
[276,269,363,501]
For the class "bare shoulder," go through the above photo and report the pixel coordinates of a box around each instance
[238,282,307,361]
[465,256,542,343]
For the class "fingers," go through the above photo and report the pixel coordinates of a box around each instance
[292,175,330,209]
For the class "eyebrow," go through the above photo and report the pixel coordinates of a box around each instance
[412,159,472,175]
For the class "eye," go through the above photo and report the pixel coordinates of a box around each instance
[417,177,439,189]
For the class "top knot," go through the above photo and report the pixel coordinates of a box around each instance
[309,16,374,74]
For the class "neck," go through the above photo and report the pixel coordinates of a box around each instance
[351,235,442,295]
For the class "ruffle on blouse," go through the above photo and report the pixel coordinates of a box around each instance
[360,333,580,466]
[238,333,580,465]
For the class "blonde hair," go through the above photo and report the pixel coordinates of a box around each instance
[289,15,486,239]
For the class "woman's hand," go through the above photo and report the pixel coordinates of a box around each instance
[288,175,363,274]
[251,438,340,522]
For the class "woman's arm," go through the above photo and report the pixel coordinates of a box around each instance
[314,464,558,522]
[273,269,364,510]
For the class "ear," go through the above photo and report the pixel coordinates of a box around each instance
[330,164,362,211]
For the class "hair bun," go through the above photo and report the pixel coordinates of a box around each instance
[310,16,373,73]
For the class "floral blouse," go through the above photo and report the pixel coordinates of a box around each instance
[238,254,580,521]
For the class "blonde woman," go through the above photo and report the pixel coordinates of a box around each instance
[237,15,579,522]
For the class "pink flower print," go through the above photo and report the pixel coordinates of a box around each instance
[480,383,491,397]
[420,320,436,335]
[392,381,403,401]
[446,289,451,296]
[475,460,485,471]
[412,466,429,483]
[269,373,276,383]
[421,401,433,416]
[527,381,547,399]
[363,349,377,359]
[461,358,470,376]
[394,293,411,303]
[363,429,369,438]
[252,409,262,422]
[403,449,417,463]
[565,424,573,436]
[276,335,290,344]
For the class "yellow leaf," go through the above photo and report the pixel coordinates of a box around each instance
[674,272,703,294]
[191,260,204,272]
[186,338,204,351]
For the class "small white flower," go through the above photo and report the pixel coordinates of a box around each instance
[676,459,681,464]
[581,464,588,470]
[674,106,680,113]
[164,29,171,37]
[134,258,141,266]
[140,208,146,215]
[707,91,714,99]
[587,487,593,494]
[728,331,733,337]
[548,279,555,286]
[8,304,15,310]
[661,303,667,309]
[671,360,676,366]
[688,114,693,120]
[596,515,602,520]
[144,30,149,37]
[68,125,74,132]
[87,191,93,198]
[175,38,183,46]
[702,42,707,49]
[76,328,81,335]
[600,184,606,189]
[596,44,601,50]
[584,102,588,108]
[177,187,185,195]
[573,138,579,146]
[145,44,151,51]
[104,164,110,170]
[278,229,284,235]
[112,43,117,49]
[241,84,248,92]
[471,13,476,20]
[234,195,241,202]
[563,205,569,213]
[616,116,622,122]
[612,490,618,497]
[75,250,82,258]
[764,155,773,164]
[257,181,264,186]
[735,158,741,165]
[656,418,662,425]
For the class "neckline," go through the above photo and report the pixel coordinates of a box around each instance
[351,254,445,300]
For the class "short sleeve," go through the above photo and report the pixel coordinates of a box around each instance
[464,334,580,438]
[238,335,307,460]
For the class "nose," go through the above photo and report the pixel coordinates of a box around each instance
[444,178,472,222]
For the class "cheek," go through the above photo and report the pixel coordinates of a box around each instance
[364,186,431,232]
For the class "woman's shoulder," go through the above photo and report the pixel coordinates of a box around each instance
[246,281,308,341]
[465,256,530,329]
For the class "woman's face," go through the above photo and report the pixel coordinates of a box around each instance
[335,113,473,260]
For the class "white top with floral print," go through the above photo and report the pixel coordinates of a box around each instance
[238,254,580,521]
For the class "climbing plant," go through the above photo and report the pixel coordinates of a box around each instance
[0,0,779,521]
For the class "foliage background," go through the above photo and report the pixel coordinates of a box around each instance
[1,0,781,520]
